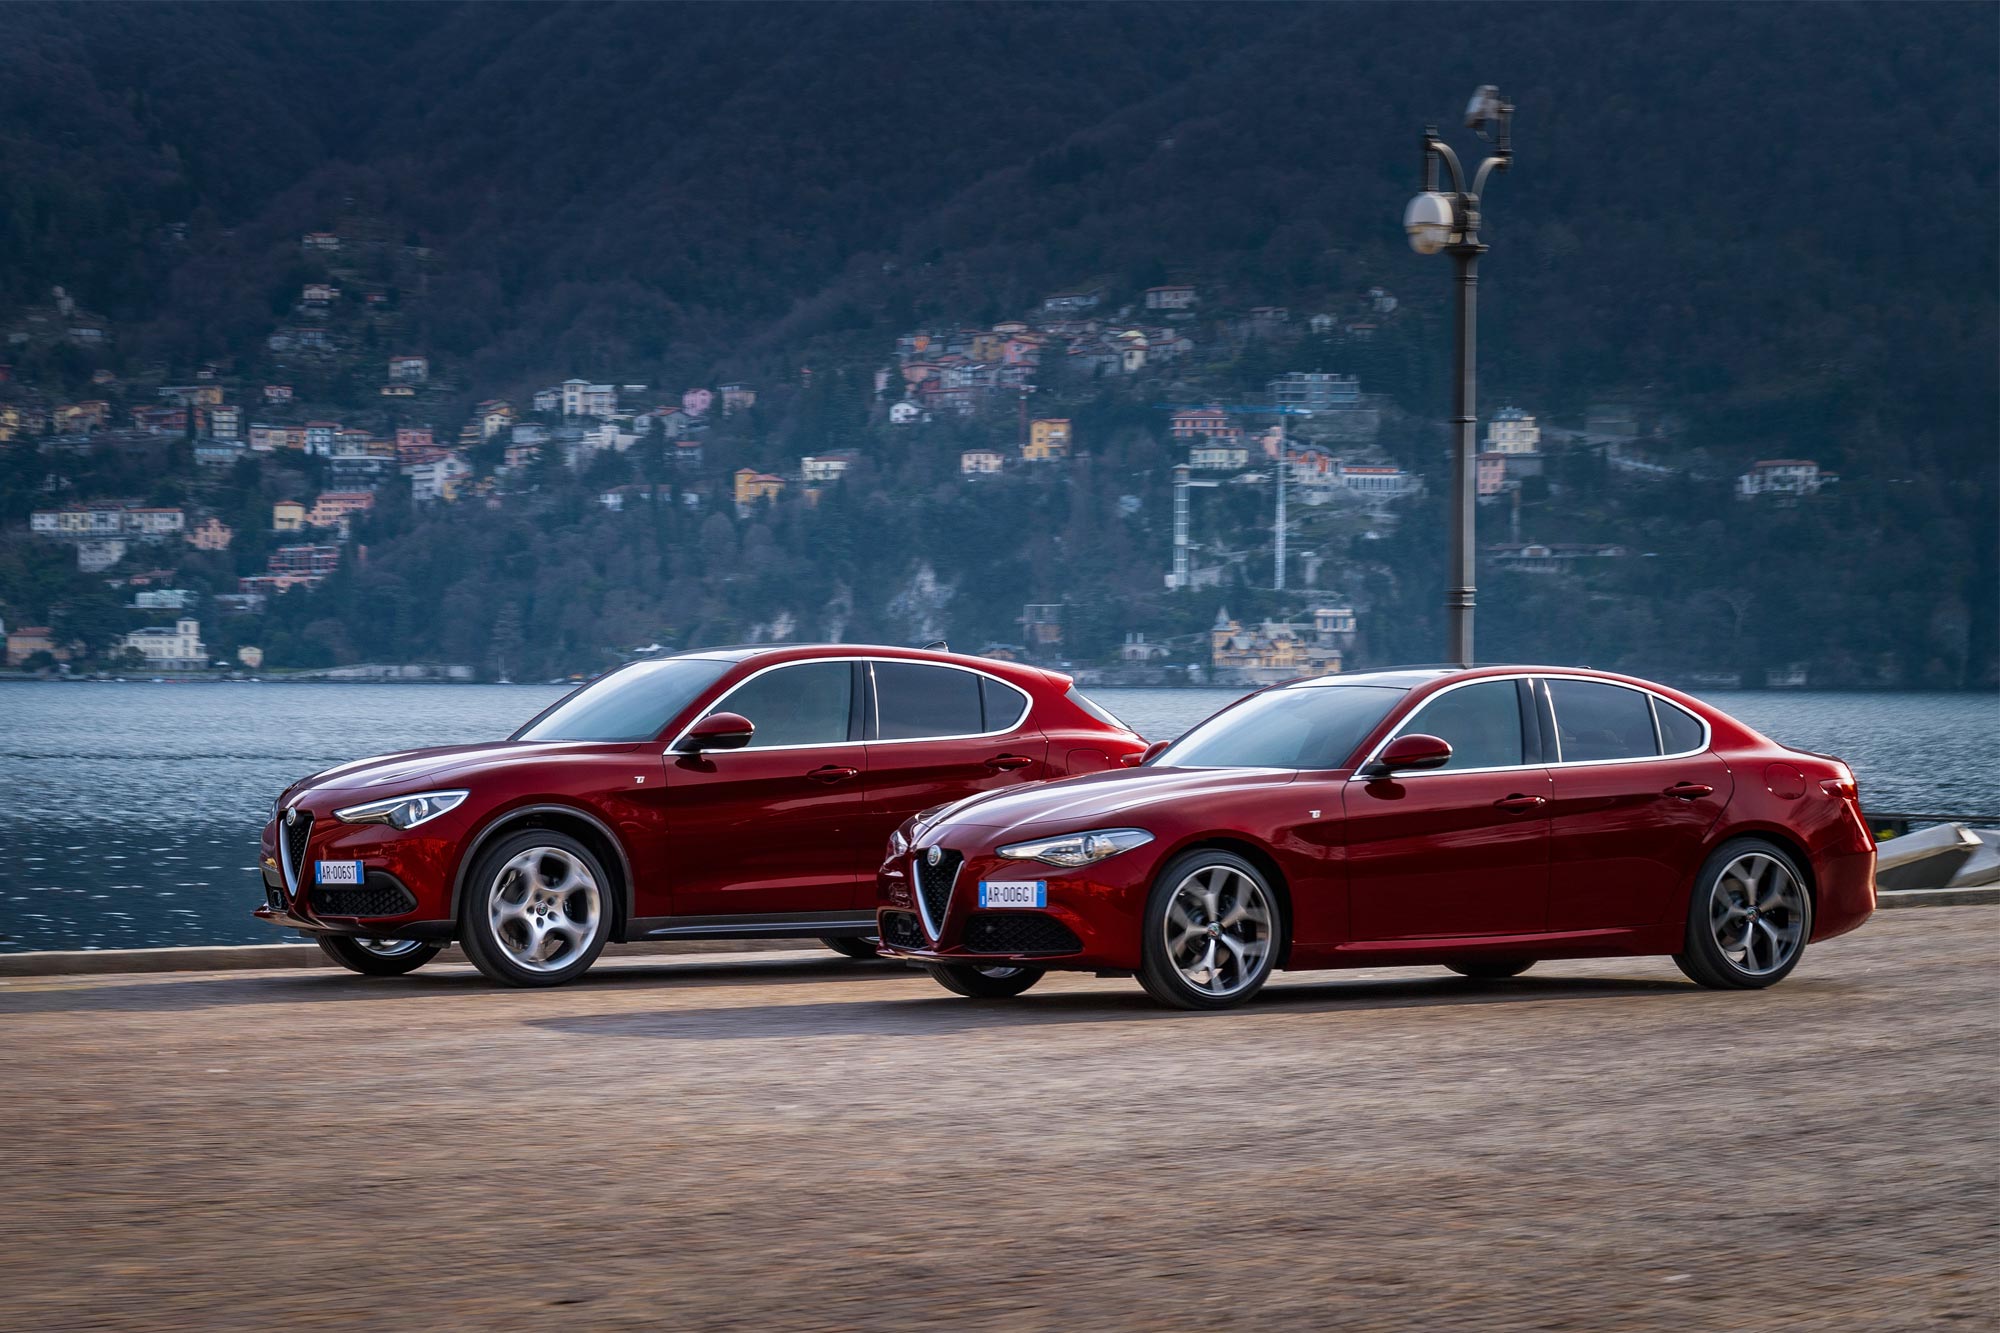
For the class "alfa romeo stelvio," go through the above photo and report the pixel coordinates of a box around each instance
[256,644,1144,985]
[877,666,1876,1008]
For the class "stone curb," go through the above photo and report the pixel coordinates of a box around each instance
[0,937,830,978]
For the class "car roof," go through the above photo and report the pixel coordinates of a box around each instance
[1291,664,1676,691]
[666,642,1064,686]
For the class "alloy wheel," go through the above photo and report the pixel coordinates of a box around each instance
[1707,851,1806,977]
[489,846,603,974]
[1163,864,1274,998]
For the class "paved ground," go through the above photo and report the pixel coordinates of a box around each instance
[2,908,1994,1332]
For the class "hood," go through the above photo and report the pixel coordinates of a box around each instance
[921,764,1299,840]
[288,740,633,799]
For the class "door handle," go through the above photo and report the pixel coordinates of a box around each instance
[807,765,860,784]
[1494,793,1548,812]
[1664,782,1714,800]
[984,754,1033,771]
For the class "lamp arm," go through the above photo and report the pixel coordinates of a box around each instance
[1422,132,1467,196]
[1471,152,1510,200]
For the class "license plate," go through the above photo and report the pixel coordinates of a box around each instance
[979,880,1047,908]
[316,860,365,885]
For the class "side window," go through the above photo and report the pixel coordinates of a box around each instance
[1548,680,1660,762]
[1402,680,1524,770]
[981,676,1032,732]
[713,661,853,748]
[1654,697,1706,754]
[875,662,985,739]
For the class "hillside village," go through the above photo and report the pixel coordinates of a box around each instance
[1,231,1844,686]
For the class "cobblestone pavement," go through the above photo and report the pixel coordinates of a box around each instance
[2,907,1993,1331]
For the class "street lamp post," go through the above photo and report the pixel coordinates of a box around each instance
[1405,86,1513,667]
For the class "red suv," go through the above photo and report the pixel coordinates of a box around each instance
[256,645,1144,985]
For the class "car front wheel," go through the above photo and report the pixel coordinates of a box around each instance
[1673,838,1813,990]
[457,830,613,987]
[923,962,1043,998]
[316,934,442,976]
[1138,850,1283,1010]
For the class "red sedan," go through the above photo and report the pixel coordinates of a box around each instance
[255,645,1144,985]
[877,666,1876,1008]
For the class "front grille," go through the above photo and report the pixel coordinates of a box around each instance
[879,911,924,950]
[963,912,1082,955]
[310,876,416,918]
[914,849,962,936]
[281,810,314,887]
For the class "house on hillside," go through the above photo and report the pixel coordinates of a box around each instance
[1209,607,1345,686]
[960,449,1004,476]
[388,355,430,383]
[733,469,785,508]
[800,451,858,484]
[1268,371,1360,412]
[1042,287,1104,314]
[1024,419,1071,461]
[1144,284,1197,311]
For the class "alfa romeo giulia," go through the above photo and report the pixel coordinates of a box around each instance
[876,666,1875,1008]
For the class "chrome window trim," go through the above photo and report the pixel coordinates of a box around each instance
[1347,672,1712,781]
[665,655,1033,755]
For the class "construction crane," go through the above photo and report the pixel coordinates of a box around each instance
[1155,401,1308,590]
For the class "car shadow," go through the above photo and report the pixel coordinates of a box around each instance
[525,971,1739,1042]
[0,953,904,1016]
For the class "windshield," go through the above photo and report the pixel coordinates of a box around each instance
[512,658,734,742]
[1160,684,1407,770]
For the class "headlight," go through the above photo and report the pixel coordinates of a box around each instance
[887,824,910,858]
[997,828,1154,868]
[333,789,468,829]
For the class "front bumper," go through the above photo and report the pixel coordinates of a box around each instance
[254,799,465,938]
[875,836,1160,972]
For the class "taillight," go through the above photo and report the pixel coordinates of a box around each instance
[1820,777,1858,801]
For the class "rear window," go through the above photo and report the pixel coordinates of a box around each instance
[876,662,985,739]
[1654,697,1707,754]
[1549,680,1659,762]
[1065,685,1128,732]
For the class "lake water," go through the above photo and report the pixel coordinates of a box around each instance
[2,682,1993,953]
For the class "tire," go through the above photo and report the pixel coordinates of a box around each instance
[315,934,442,977]
[1137,850,1284,1010]
[923,962,1044,998]
[820,935,880,960]
[1673,837,1813,990]
[1446,958,1534,980]
[457,830,615,987]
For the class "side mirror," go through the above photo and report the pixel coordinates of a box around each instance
[1362,733,1452,778]
[685,711,755,751]
[1123,739,1172,767]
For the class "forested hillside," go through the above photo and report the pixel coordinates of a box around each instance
[1,2,1993,686]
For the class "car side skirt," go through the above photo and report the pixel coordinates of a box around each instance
[624,910,878,942]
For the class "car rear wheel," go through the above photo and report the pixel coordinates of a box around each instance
[1138,850,1283,1010]
[820,935,880,960]
[1673,838,1813,990]
[1446,958,1534,980]
[315,934,442,976]
[458,831,613,987]
[923,962,1043,998]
